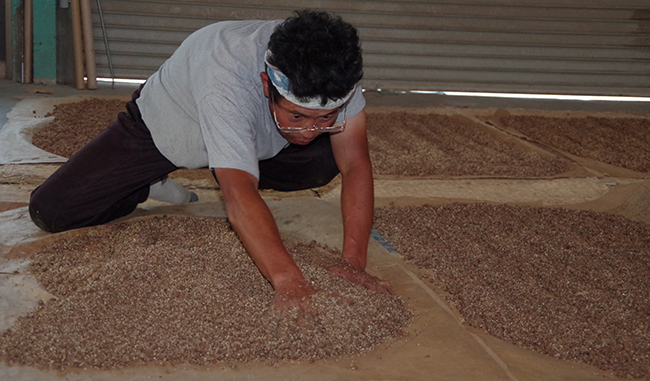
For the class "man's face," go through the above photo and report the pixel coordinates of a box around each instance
[270,96,342,145]
[261,72,342,146]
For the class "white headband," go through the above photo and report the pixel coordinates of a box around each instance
[264,49,355,110]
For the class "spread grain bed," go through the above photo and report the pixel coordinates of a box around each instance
[374,203,650,379]
[0,216,412,369]
[496,115,650,173]
[31,98,127,159]
[366,112,569,177]
[31,99,574,178]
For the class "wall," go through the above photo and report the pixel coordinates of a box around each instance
[88,1,650,96]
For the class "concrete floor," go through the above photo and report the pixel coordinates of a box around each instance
[1,78,646,380]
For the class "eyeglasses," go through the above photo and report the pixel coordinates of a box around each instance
[270,92,347,134]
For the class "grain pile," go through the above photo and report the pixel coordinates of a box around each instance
[31,98,126,158]
[367,112,569,177]
[497,115,650,173]
[0,216,412,369]
[374,203,650,379]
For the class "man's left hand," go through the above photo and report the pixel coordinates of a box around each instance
[327,262,394,295]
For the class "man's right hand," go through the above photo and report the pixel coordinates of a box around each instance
[272,277,318,311]
[213,168,316,311]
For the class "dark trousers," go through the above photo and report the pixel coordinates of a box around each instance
[258,132,339,191]
[29,87,339,233]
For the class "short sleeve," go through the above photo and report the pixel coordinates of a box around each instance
[198,94,261,179]
[337,86,366,122]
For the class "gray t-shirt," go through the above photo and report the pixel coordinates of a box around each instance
[136,19,366,179]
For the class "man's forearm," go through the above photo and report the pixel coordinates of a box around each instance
[329,110,374,270]
[339,165,374,270]
[230,193,303,285]
[214,168,304,288]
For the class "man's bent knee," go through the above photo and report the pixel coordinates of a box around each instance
[29,186,60,233]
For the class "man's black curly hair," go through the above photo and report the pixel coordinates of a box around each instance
[267,10,363,107]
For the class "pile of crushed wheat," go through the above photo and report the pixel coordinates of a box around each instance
[0,216,412,369]
[374,203,650,379]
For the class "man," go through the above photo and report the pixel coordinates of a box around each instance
[29,10,392,308]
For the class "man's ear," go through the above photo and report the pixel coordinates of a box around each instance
[260,72,270,98]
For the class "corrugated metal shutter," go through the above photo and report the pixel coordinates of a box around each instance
[90,0,650,96]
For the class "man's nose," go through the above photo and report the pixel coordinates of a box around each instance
[300,129,319,139]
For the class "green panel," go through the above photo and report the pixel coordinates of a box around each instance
[33,0,56,83]
[10,0,21,81]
